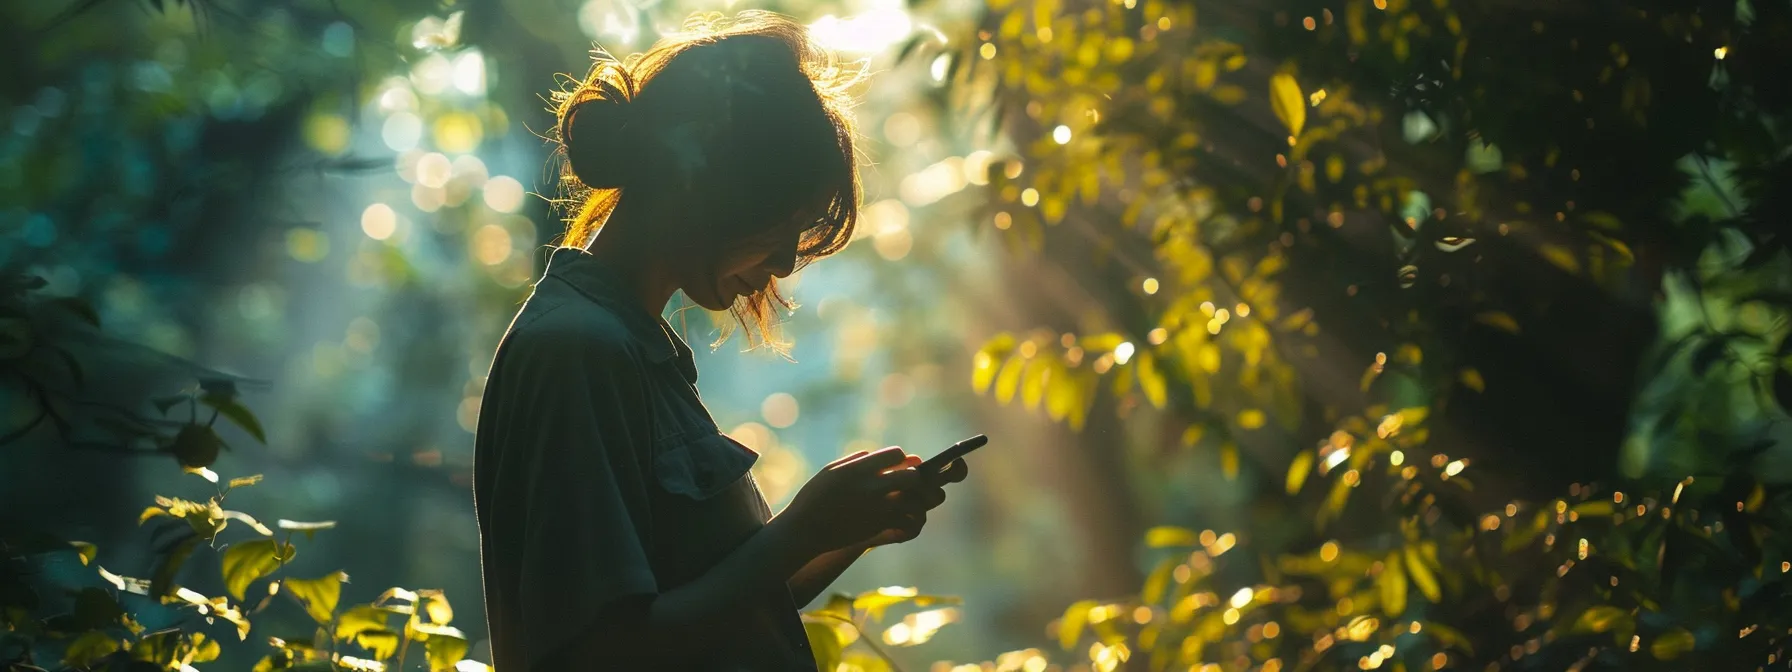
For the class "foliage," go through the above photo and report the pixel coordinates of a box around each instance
[927,0,1792,665]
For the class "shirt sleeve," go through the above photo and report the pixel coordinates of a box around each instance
[482,313,658,671]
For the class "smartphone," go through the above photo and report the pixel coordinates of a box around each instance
[918,434,989,481]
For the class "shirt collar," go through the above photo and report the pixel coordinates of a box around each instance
[540,246,697,379]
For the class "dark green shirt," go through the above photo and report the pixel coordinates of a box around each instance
[473,246,814,671]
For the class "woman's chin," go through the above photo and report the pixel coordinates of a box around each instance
[691,289,735,311]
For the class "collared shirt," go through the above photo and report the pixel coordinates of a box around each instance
[473,246,815,671]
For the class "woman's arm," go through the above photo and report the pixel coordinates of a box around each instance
[789,542,873,607]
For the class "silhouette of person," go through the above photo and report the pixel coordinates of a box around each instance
[472,11,967,671]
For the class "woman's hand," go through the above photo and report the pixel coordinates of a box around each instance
[864,457,968,548]
[781,447,926,555]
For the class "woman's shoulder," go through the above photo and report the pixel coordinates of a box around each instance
[501,283,642,371]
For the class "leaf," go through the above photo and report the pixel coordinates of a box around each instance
[1380,552,1407,616]
[1572,501,1616,517]
[202,393,267,444]
[1403,545,1441,602]
[1142,557,1176,604]
[229,474,266,489]
[285,572,346,624]
[222,539,294,600]
[1145,526,1199,548]
[1137,352,1168,408]
[1058,599,1096,650]
[1459,368,1485,393]
[60,630,120,668]
[1286,451,1314,494]
[1269,73,1306,137]
[151,534,200,599]
[355,629,401,661]
[425,633,469,671]
[1571,606,1629,633]
[994,353,1026,404]
[223,511,275,536]
[805,620,844,672]
[422,592,454,625]
[1650,627,1695,660]
[1220,443,1239,481]
[1690,337,1729,375]
[70,541,97,566]
[1237,409,1266,429]
[1423,622,1476,655]
[1474,311,1521,334]
[72,587,123,629]
[852,586,921,622]
[336,605,393,641]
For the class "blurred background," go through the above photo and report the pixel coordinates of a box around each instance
[3,0,1790,670]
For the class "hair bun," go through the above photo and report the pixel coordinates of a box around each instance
[562,83,636,190]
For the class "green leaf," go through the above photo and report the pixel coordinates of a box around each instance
[70,540,97,566]
[202,392,267,444]
[336,605,393,641]
[1474,311,1521,334]
[1572,500,1616,517]
[1651,627,1695,660]
[355,628,402,661]
[285,572,346,624]
[1571,606,1629,633]
[1269,73,1306,137]
[1380,552,1407,616]
[222,539,293,600]
[1145,526,1199,548]
[1422,622,1475,655]
[1403,545,1441,602]
[1137,352,1168,408]
[60,630,120,668]
[1286,450,1314,494]
[425,633,469,671]
[805,620,844,672]
[1142,557,1176,604]
[1058,599,1096,650]
[229,474,266,489]
[1022,354,1051,410]
[972,334,1017,393]
[151,534,201,599]
[994,353,1026,404]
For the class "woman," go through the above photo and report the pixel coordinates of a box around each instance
[471,11,966,671]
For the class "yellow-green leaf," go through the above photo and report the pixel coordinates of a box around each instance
[355,629,401,661]
[1540,244,1581,274]
[1137,352,1168,408]
[1571,606,1629,634]
[971,334,1016,393]
[1220,443,1239,481]
[1058,599,1097,650]
[1459,368,1485,392]
[71,541,97,566]
[1423,621,1476,655]
[1475,311,1521,334]
[190,631,223,662]
[1146,526,1200,548]
[139,506,169,525]
[228,474,265,489]
[994,354,1026,404]
[1143,557,1176,604]
[61,630,120,668]
[1380,552,1407,616]
[336,605,392,641]
[285,572,346,625]
[1650,627,1695,660]
[221,539,293,601]
[425,634,469,671]
[1237,409,1266,429]
[1403,546,1441,602]
[805,620,844,671]
[1269,73,1306,137]
[1572,500,1616,517]
[1286,450,1315,494]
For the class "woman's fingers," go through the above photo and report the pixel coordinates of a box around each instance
[936,458,969,484]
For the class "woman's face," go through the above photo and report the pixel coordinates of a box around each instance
[679,215,806,311]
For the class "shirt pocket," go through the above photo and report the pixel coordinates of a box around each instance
[651,432,759,500]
